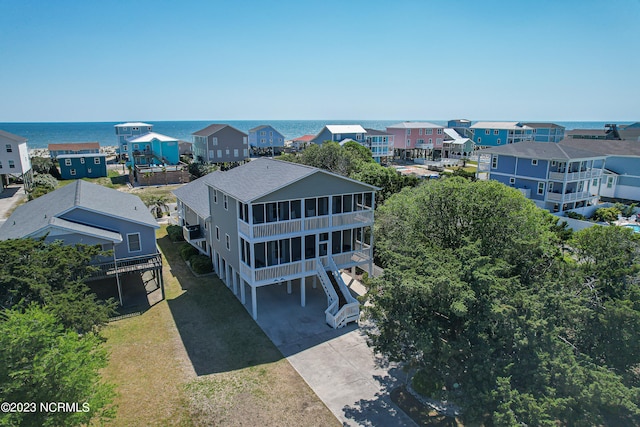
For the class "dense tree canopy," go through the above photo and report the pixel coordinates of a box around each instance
[365,177,640,425]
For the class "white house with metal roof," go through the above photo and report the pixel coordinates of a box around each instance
[174,158,377,328]
[0,180,163,304]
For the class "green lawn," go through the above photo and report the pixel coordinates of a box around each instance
[100,226,338,426]
[58,170,129,189]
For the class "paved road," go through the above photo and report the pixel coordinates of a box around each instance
[0,185,26,221]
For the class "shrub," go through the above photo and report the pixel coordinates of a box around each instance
[565,211,586,220]
[190,254,213,274]
[166,225,184,242]
[592,206,621,223]
[180,243,199,261]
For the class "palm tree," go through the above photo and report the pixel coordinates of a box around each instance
[144,195,169,219]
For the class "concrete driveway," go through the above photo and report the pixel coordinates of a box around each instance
[0,184,26,224]
[248,277,416,427]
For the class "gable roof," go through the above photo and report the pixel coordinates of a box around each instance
[324,125,366,134]
[0,129,27,143]
[127,132,177,143]
[364,128,391,136]
[522,122,565,129]
[0,181,158,240]
[172,172,221,219]
[560,137,640,157]
[292,134,315,142]
[115,122,152,128]
[387,122,443,129]
[48,142,100,152]
[470,121,530,130]
[478,141,603,160]
[192,124,248,137]
[204,158,377,203]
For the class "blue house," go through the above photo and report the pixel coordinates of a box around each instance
[561,123,640,202]
[523,123,565,143]
[311,125,367,145]
[58,153,108,179]
[48,142,100,159]
[477,142,607,213]
[248,125,286,155]
[127,132,180,167]
[470,122,534,147]
[114,122,153,164]
[0,180,163,305]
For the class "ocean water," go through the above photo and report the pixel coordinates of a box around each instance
[0,120,634,150]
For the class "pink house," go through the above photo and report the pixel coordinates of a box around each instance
[386,122,445,160]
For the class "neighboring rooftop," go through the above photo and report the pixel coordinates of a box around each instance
[0,129,27,143]
[48,142,100,151]
[115,122,153,128]
[172,172,221,220]
[325,125,367,134]
[478,141,604,160]
[522,122,565,129]
[57,152,107,159]
[470,121,531,130]
[364,128,391,136]
[127,132,178,143]
[192,124,247,137]
[387,122,443,129]
[292,134,315,142]
[0,180,158,240]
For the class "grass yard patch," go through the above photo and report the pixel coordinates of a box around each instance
[100,226,338,426]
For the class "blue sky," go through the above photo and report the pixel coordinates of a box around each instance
[1,0,639,122]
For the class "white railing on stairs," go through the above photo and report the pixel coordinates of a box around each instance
[322,256,360,329]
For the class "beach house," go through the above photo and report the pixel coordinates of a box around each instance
[386,122,445,160]
[470,122,534,148]
[560,123,640,202]
[48,142,100,159]
[0,129,32,192]
[523,123,566,143]
[173,158,377,328]
[192,124,249,164]
[248,125,286,155]
[0,180,163,305]
[477,142,606,213]
[311,125,367,146]
[364,128,393,163]
[58,153,108,179]
[114,122,153,163]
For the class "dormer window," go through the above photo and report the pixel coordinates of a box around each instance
[532,159,538,166]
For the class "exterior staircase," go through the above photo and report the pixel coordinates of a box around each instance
[315,257,360,329]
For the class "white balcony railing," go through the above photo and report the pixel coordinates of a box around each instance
[239,209,374,239]
[548,170,601,181]
[546,191,594,203]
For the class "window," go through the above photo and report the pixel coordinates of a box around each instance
[497,138,501,144]
[70,168,76,175]
[0,161,2,169]
[80,157,85,164]
[260,131,266,136]
[223,195,228,210]
[532,159,538,165]
[133,144,139,149]
[406,139,410,146]
[437,129,443,135]
[243,137,247,145]
[428,138,433,144]
[215,226,220,240]
[485,129,490,135]
[537,182,545,195]
[213,137,218,146]
[94,157,101,164]
[65,158,72,166]
[233,149,238,157]
[407,129,411,136]
[426,129,433,135]
[225,149,230,155]
[8,160,15,169]
[419,129,423,135]
[217,150,222,158]
[551,161,556,166]
[87,168,92,174]
[491,156,498,169]
[356,134,362,141]
[127,233,141,252]
[509,177,515,184]
[225,234,230,251]
[6,144,12,152]
[243,149,248,157]
[213,189,218,203]
[593,178,598,186]
[494,130,499,135]
[122,144,127,152]
[132,127,139,131]
[260,138,266,143]
[477,137,482,144]
[607,176,614,189]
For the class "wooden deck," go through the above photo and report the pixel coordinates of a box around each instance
[88,253,163,281]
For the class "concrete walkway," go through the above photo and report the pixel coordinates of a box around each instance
[0,184,26,226]
[249,275,416,427]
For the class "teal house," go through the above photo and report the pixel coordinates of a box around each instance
[58,153,108,179]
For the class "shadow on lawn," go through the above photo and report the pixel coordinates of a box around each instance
[158,236,283,376]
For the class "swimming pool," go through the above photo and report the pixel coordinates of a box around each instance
[624,224,640,233]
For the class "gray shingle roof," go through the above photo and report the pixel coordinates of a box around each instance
[478,141,604,160]
[522,122,565,129]
[0,129,27,143]
[172,172,222,219]
[364,128,391,136]
[0,180,158,240]
[560,137,640,157]
[202,158,377,203]
[192,124,248,137]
